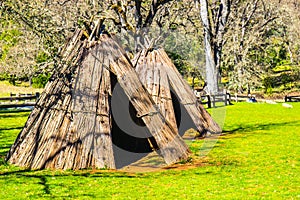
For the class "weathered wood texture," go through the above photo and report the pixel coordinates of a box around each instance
[135,50,178,134]
[7,30,115,169]
[7,31,190,170]
[135,49,221,136]
[100,35,190,164]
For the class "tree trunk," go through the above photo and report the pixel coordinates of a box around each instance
[199,0,218,94]
[198,0,230,95]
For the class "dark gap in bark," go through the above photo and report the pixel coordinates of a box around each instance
[170,86,197,137]
[110,72,155,168]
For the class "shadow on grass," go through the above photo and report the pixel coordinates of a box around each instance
[0,126,24,131]
[0,167,141,198]
[222,120,299,136]
[0,109,31,114]
[0,111,31,119]
[0,167,140,178]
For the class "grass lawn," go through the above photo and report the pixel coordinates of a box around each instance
[0,103,299,199]
[0,81,43,97]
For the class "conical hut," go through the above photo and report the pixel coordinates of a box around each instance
[6,28,220,170]
[134,48,221,137]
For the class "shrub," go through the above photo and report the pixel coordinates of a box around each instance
[32,74,50,88]
[262,77,274,94]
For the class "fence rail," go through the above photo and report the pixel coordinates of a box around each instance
[285,95,300,102]
[0,92,40,109]
[198,93,232,108]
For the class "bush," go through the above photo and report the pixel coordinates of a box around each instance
[262,77,274,94]
[32,74,50,88]
[1,74,17,85]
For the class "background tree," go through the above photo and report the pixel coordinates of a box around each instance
[277,0,300,65]
[195,0,231,95]
[222,0,300,94]
[0,0,109,84]
[222,0,280,93]
[0,0,299,93]
[1,0,203,83]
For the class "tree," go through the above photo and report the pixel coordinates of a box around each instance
[223,0,278,92]
[0,17,47,84]
[1,0,202,80]
[222,0,296,93]
[195,0,231,95]
[274,0,300,65]
[0,0,111,79]
[0,1,171,66]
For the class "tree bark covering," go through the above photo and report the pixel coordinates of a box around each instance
[135,48,221,136]
[6,30,191,170]
[7,28,220,170]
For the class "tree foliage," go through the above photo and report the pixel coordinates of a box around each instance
[222,0,300,93]
[0,0,299,93]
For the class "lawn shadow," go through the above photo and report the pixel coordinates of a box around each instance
[0,126,24,131]
[0,110,31,117]
[222,120,299,136]
[0,166,141,198]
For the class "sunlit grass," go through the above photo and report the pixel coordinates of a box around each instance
[0,102,299,199]
[0,81,43,97]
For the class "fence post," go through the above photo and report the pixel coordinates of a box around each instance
[227,93,231,104]
[16,93,20,103]
[35,92,40,101]
[207,95,211,108]
[224,93,228,106]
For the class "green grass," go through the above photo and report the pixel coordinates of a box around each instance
[0,103,300,199]
[0,81,43,97]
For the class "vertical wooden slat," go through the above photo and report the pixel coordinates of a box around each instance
[135,48,221,136]
[135,50,178,133]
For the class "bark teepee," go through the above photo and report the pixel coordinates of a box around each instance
[134,48,221,137]
[6,28,220,170]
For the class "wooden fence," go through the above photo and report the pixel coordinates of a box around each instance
[198,93,232,108]
[285,95,300,102]
[0,92,40,109]
[231,94,254,102]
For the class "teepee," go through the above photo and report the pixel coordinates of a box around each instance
[134,48,221,137]
[6,28,220,170]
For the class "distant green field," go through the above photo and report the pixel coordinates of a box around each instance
[0,103,299,199]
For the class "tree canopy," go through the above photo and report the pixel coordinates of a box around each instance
[0,0,299,94]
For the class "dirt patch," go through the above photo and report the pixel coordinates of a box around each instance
[119,151,211,173]
[119,152,166,173]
